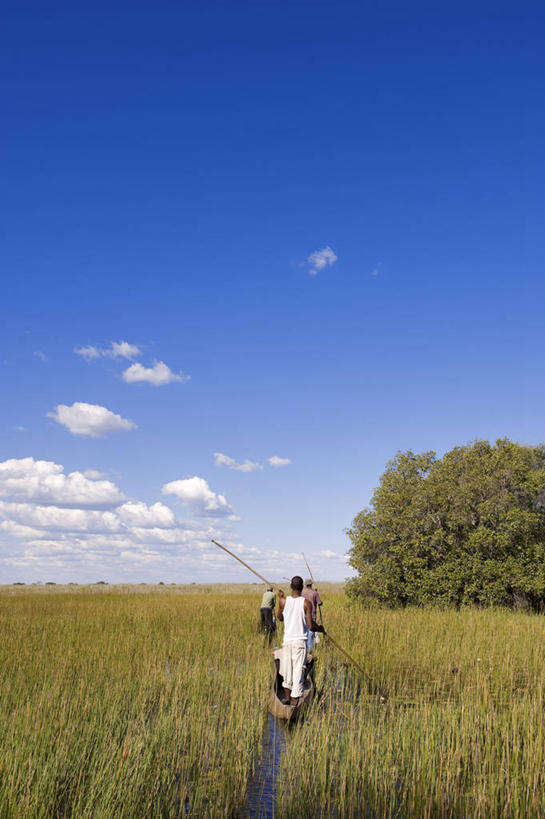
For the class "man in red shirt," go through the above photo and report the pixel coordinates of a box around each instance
[302,579,323,653]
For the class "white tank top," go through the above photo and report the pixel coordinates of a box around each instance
[282,596,307,643]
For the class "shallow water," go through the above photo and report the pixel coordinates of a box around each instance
[244,714,289,819]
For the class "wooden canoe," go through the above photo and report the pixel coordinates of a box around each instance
[268,653,315,721]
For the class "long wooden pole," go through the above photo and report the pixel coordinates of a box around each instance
[211,540,273,586]
[303,552,387,699]
[302,552,323,624]
[211,540,387,700]
[302,553,315,584]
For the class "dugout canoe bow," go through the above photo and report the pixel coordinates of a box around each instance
[268,653,315,721]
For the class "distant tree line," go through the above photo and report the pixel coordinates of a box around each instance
[346,439,545,609]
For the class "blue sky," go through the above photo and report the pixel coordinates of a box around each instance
[1,2,544,583]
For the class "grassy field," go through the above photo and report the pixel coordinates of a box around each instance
[2,586,545,817]
[0,587,271,817]
[281,597,545,818]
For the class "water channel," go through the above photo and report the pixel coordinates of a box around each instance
[244,713,289,818]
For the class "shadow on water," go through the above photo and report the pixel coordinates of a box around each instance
[243,714,290,819]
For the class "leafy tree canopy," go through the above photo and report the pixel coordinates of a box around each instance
[346,439,545,609]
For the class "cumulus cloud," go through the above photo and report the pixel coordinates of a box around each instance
[0,499,194,540]
[117,501,175,528]
[34,350,47,361]
[47,402,136,438]
[0,520,240,582]
[0,458,124,507]
[0,501,121,533]
[122,361,189,387]
[129,526,196,544]
[0,520,46,539]
[83,469,105,480]
[268,456,291,468]
[110,341,141,359]
[0,457,348,583]
[307,245,337,275]
[162,476,233,517]
[74,345,101,360]
[214,452,263,472]
[119,548,161,564]
[0,457,222,572]
[75,341,142,361]
[0,485,351,580]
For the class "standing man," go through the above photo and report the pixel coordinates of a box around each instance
[302,579,323,653]
[259,585,276,643]
[277,576,324,705]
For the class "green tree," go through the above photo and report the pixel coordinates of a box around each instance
[346,439,545,608]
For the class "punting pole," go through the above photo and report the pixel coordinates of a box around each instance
[302,551,387,700]
[211,539,387,701]
[302,552,323,624]
[211,539,272,586]
[302,553,315,584]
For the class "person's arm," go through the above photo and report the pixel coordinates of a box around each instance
[316,590,323,606]
[304,599,325,633]
[304,598,313,631]
[277,589,286,621]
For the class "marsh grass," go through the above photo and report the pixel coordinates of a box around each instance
[280,597,545,817]
[3,588,545,817]
[0,591,271,817]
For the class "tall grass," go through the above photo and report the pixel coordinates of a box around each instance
[0,590,270,817]
[280,596,545,817]
[3,588,545,817]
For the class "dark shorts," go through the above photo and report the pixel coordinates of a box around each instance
[259,607,275,634]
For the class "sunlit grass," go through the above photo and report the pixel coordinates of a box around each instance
[0,590,271,817]
[280,597,545,817]
[3,587,545,817]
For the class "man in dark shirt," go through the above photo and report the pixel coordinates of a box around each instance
[302,579,323,653]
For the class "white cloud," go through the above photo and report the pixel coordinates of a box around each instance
[23,539,78,557]
[370,268,380,277]
[0,457,124,507]
[117,501,175,528]
[47,402,136,438]
[74,345,101,360]
[0,509,352,581]
[0,501,121,533]
[119,548,162,564]
[129,526,196,544]
[0,457,218,578]
[110,341,141,360]
[214,452,263,472]
[34,350,47,361]
[15,426,25,432]
[0,520,46,539]
[307,245,337,275]
[122,361,188,387]
[83,469,105,480]
[75,341,142,361]
[0,457,352,583]
[162,476,233,517]
[268,456,291,468]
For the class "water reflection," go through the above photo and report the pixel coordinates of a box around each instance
[244,714,289,819]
